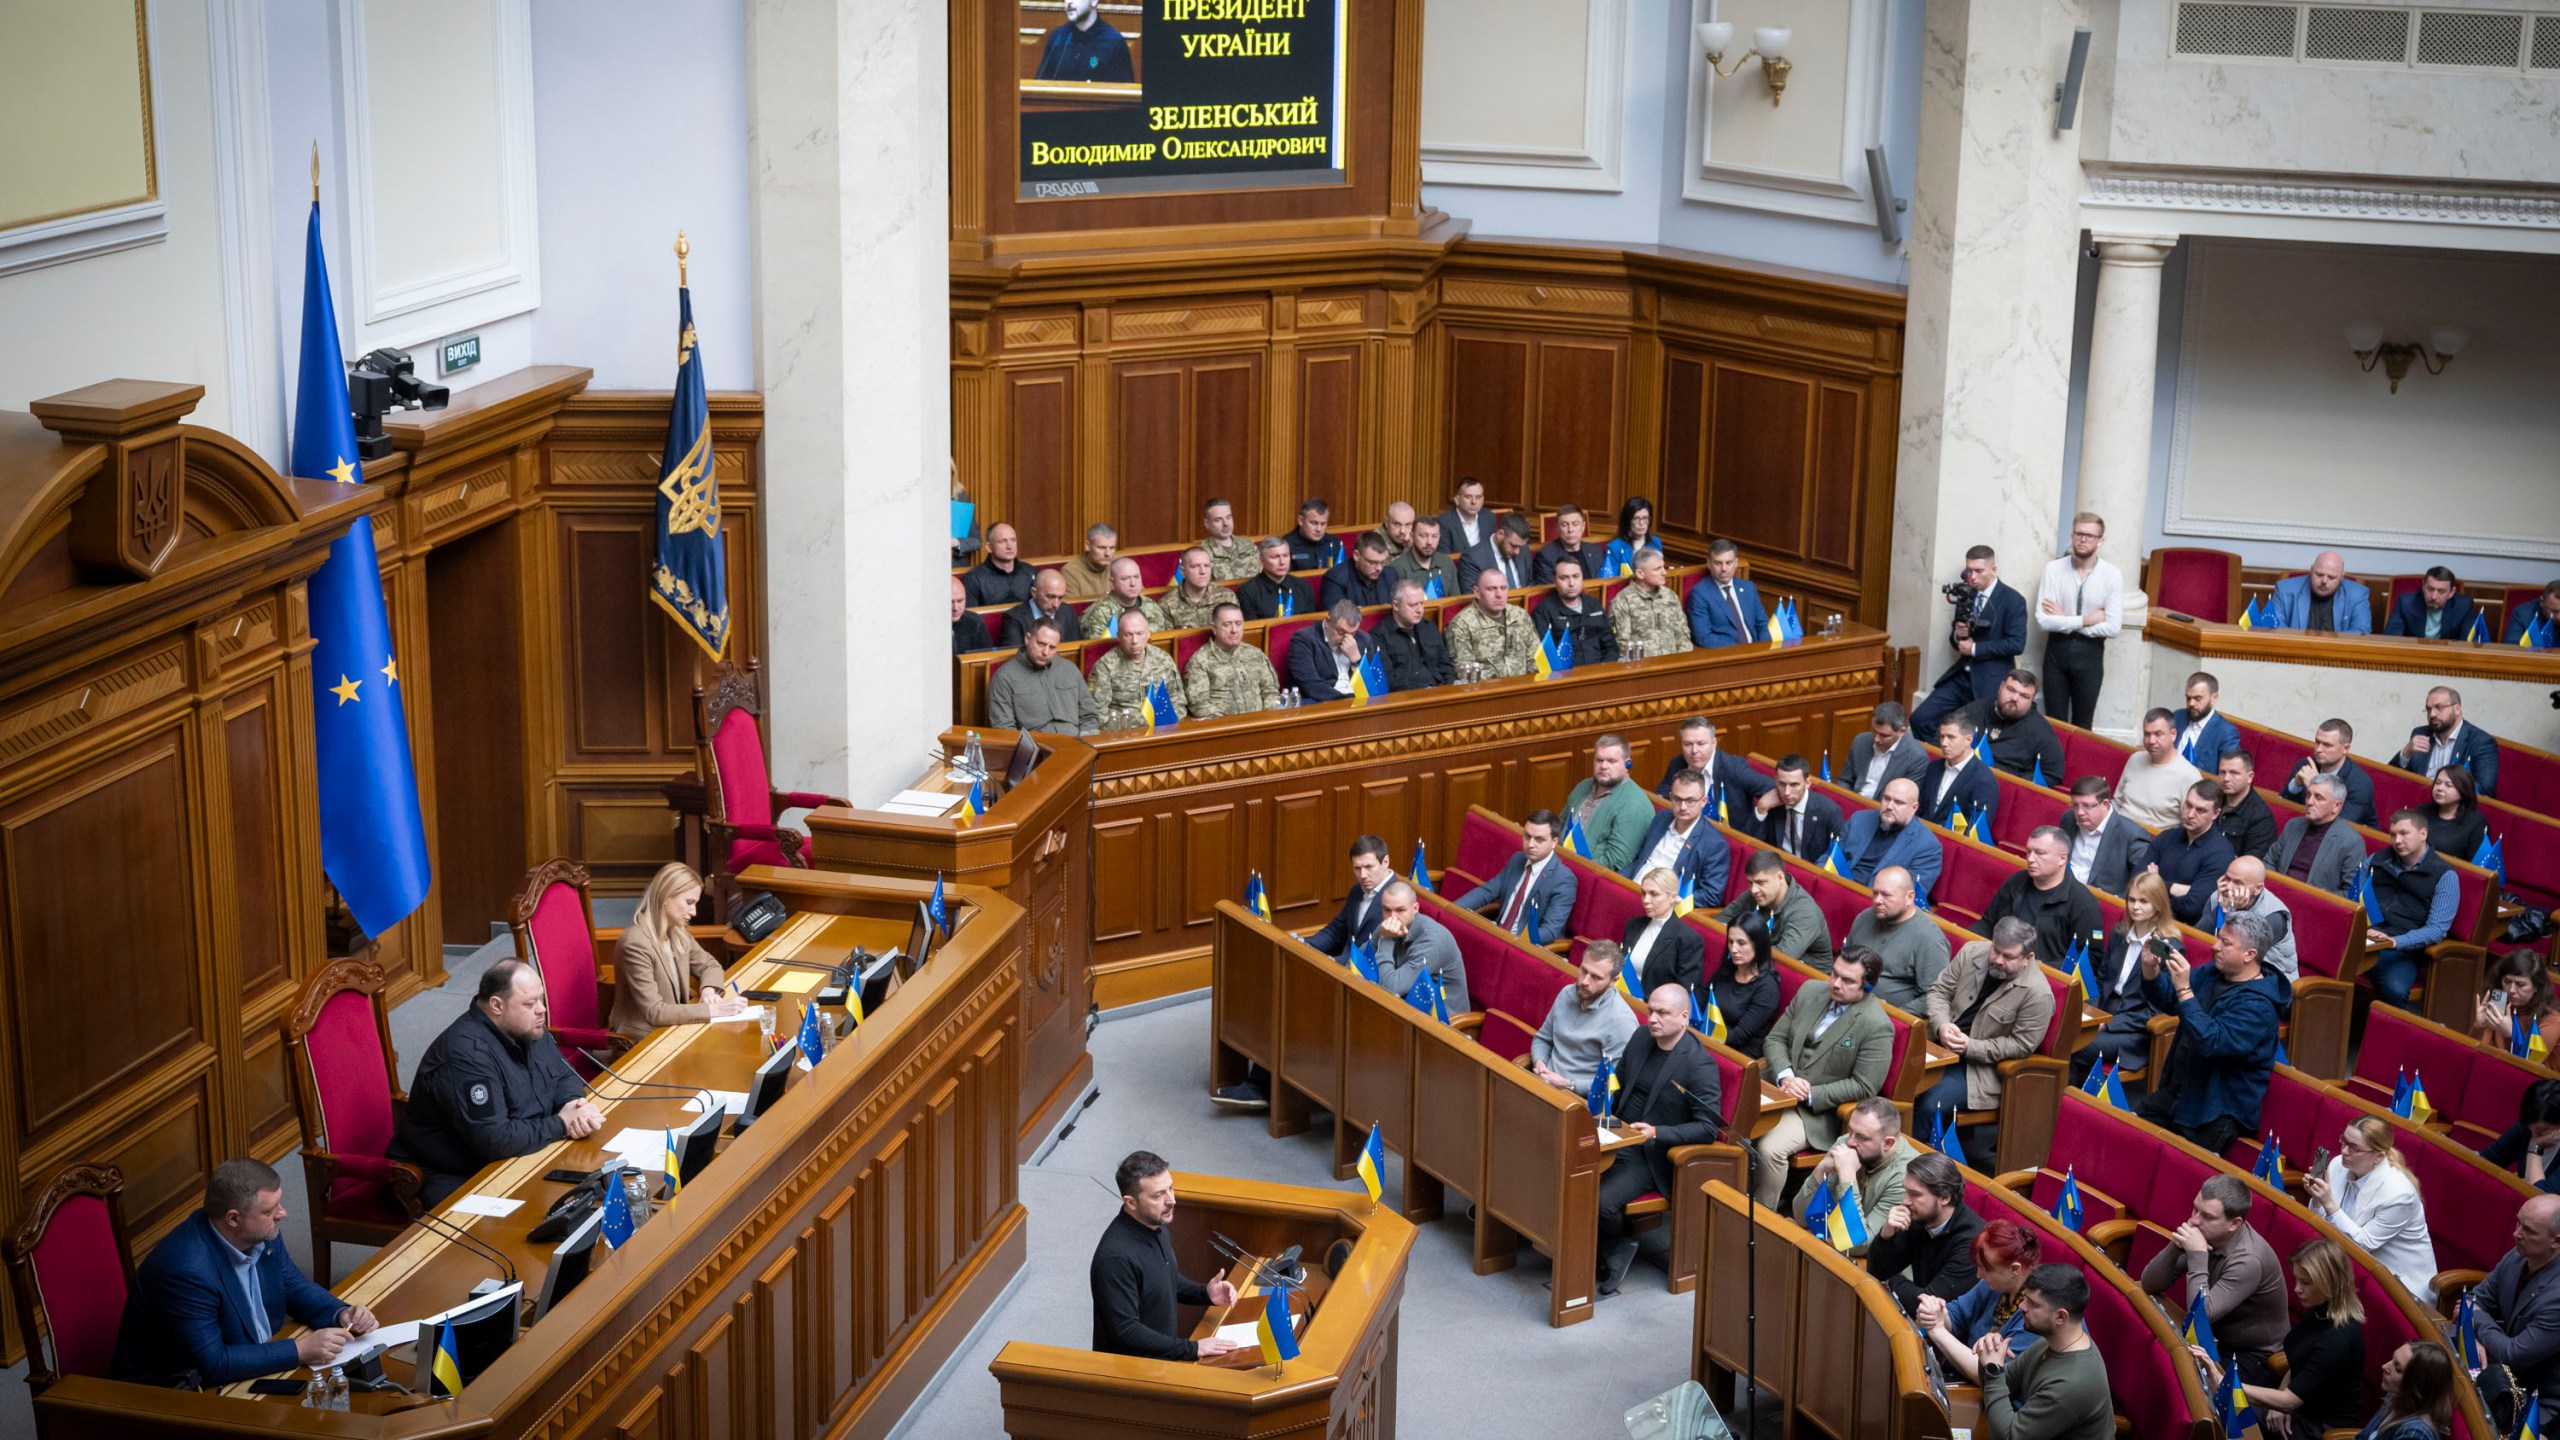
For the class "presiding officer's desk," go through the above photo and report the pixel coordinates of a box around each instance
[989,1172,1415,1440]
[35,869,1025,1440]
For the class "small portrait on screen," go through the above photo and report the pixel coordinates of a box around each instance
[1033,0,1137,84]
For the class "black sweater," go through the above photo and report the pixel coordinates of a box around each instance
[1090,1211,1211,1360]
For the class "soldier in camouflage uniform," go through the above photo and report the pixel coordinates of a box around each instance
[1080,556,1173,639]
[1609,548,1695,657]
[1443,569,1539,678]
[1087,612,1189,724]
[1368,501,1417,563]
[1159,548,1239,630]
[1184,603,1281,718]
[1199,499,1261,581]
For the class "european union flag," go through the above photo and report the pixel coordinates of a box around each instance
[1146,679,1178,727]
[294,197,429,939]
[599,1166,635,1249]
[929,872,949,934]
[1423,570,1445,600]
[1244,870,1272,920]
[2251,1130,2284,1185]
[1403,967,1448,1024]
[1587,1058,1617,1122]
[1353,649,1386,703]
[1410,840,1434,892]
[1348,939,1381,984]
[649,242,728,658]
[1820,750,1833,783]
[1805,1176,1868,1251]
[1519,897,1541,942]
[1929,1106,1966,1167]
[797,998,827,1068]
[2476,833,2508,885]
[2084,1059,2130,1110]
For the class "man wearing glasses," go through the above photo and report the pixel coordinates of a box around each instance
[2034,511,2123,728]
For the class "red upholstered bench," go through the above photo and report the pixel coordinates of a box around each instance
[2497,735,2560,819]
[2015,1166,2127,1234]
[1559,852,1647,947]
[1262,615,1318,668]
[1452,806,1520,890]
[1416,890,1572,1064]
[1929,840,2019,936]
[1129,549,1185,587]
[2352,1005,2541,1149]
[1172,629,1209,669]
[2048,718,2134,792]
[2143,546,2245,625]
[1983,766,2072,857]
[2235,1064,2528,1285]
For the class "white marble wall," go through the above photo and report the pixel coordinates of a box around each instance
[746,0,951,804]
[1891,0,2092,679]
[2144,649,2560,759]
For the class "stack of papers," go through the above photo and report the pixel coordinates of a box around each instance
[681,1090,749,1116]
[876,789,962,817]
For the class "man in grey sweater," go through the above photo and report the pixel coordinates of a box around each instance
[1978,1264,2113,1440]
[2138,1174,2289,1366]
[1846,867,1949,1011]
[1371,882,1468,1013]
[986,618,1099,735]
[1529,943,1640,1093]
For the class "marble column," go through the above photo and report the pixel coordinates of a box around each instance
[1892,0,2091,703]
[2076,233,2178,738]
[745,0,951,802]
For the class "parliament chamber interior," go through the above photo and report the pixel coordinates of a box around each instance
[4,1,2560,1437]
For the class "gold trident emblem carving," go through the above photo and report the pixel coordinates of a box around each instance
[658,425,719,537]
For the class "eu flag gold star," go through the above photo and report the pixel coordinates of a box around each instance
[327,455,357,486]
[330,674,361,705]
[381,657,399,686]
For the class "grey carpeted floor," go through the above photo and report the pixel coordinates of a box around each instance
[895,996,1722,1440]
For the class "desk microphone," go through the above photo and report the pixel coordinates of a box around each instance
[573,1052,717,1114]
[407,1206,519,1287]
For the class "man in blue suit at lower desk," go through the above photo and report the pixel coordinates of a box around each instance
[2263,551,2373,634]
[1839,778,1945,901]
[1455,809,1577,945]
[1685,539,1768,648]
[113,1158,378,1386]
[1622,768,1730,904]
[1221,834,1397,1109]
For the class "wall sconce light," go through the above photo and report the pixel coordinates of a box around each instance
[1697,22,1793,106]
[2343,320,2468,393]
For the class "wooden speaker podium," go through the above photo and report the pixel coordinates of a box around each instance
[805,733,1095,1160]
[989,1173,1414,1439]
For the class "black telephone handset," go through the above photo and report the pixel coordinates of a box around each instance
[526,1172,611,1243]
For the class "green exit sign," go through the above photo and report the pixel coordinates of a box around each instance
[439,335,481,375]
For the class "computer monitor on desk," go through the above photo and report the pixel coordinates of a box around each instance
[1004,730,1041,787]
[671,1102,724,1189]
[731,1041,794,1134]
[531,1208,605,1323]
[412,1281,523,1385]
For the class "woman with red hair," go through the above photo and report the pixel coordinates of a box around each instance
[1916,1219,2041,1380]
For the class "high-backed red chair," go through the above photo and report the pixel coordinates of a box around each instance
[694,659,847,891]
[509,858,623,1075]
[285,959,424,1284]
[2143,548,2244,623]
[5,1163,134,1391]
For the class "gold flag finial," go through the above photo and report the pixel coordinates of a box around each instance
[311,142,320,201]
[676,230,690,286]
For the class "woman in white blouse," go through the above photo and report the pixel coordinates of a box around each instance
[2305,1115,2439,1304]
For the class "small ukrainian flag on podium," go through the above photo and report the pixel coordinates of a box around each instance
[1356,1124,1385,1202]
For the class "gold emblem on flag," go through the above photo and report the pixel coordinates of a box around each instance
[658,427,719,538]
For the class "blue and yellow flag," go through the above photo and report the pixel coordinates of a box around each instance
[1519,898,1541,943]
[1402,967,1448,1024]
[1586,1059,1618,1121]
[2051,1168,2084,1230]
[2521,1394,2543,1440]
[1804,1177,1868,1252]
[650,244,728,659]
[1564,813,1594,860]
[1423,570,1445,600]
[2084,1058,2130,1110]
[1929,1107,1966,1167]
[1244,870,1272,919]
[1972,730,1995,767]
[663,1128,684,1199]
[961,778,986,821]
[2518,1012,2550,1063]
[1713,782,1729,825]
[429,1317,464,1398]
[2068,936,2105,1007]
[2403,1070,2433,1123]
[1821,838,1847,878]
[1675,873,1697,917]
[1256,1284,1300,1366]
[1615,952,1641,999]
[1537,626,1573,677]
[294,196,430,939]
[1352,649,1386,703]
[1356,1124,1385,1202]
[1948,806,1974,841]
[1348,939,1381,984]
[1411,840,1434,893]
[2251,1129,2284,1185]
[1692,984,1726,1043]
[2359,861,2385,924]
[2476,833,2508,885]
[2458,1288,2485,1371]
[1146,680,1178,727]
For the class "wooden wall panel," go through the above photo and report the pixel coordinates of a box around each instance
[1706,366,1811,555]
[754,1246,801,1440]
[1660,354,1708,536]
[4,731,202,1136]
[1178,804,1241,931]
[1192,357,1261,520]
[221,691,290,997]
[425,517,529,937]
[239,1029,296,1154]
[1003,367,1075,558]
[1812,385,1864,569]
[689,1310,741,1440]
[1112,363,1186,547]
[1090,817,1146,941]
[1532,341,1623,514]
[1268,789,1330,912]
[1444,333,1530,506]
[928,1077,963,1288]
[561,518,656,756]
[1297,347,1359,501]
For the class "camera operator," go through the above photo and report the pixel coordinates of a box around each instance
[1912,545,2027,736]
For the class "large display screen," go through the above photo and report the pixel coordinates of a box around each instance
[1017,0,1346,200]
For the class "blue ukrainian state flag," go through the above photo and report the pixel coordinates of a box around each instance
[1615,951,1641,998]
[1586,1059,1617,1121]
[2051,1168,2084,1230]
[1356,1124,1385,1202]
[2458,1289,2485,1371]
[1347,939,1381,985]
[2404,1070,2433,1123]
[1564,813,1594,859]
[1519,898,1542,943]
[429,1317,464,1398]
[1411,840,1434,892]
[2522,1395,2544,1440]
[1422,570,1445,600]
[2068,937,2104,1007]
[2518,1011,2550,1063]
[295,197,430,939]
[1256,1283,1300,1366]
[1821,837,1847,878]
[650,245,728,659]
[960,777,987,821]
[1352,649,1386,703]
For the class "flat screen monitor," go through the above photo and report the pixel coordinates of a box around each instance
[1003,731,1040,786]
[412,1281,523,1387]
[530,1208,605,1323]
[899,899,941,982]
[731,1041,795,1134]
[671,1101,723,1188]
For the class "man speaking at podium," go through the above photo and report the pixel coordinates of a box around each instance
[1092,1151,1241,1361]
[1034,0,1135,82]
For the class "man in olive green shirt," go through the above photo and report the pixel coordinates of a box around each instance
[1198,499,1259,582]
[1087,612,1187,723]
[1391,516,1461,598]
[1609,548,1695,657]
[1080,557,1172,640]
[1560,734,1654,873]
[1444,569,1538,678]
[1978,1266,2113,1440]
[1158,548,1237,630]
[1183,604,1280,718]
[1715,850,1834,970]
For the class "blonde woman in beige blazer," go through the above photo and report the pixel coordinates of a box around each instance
[610,863,745,1041]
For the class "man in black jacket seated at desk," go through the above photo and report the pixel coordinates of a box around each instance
[1091,1150,1240,1361]
[1596,984,1722,1297]
[391,959,602,1204]
[1375,580,1455,691]
[1864,1152,1982,1315]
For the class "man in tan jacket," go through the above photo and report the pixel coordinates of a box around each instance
[1917,916,2054,1150]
